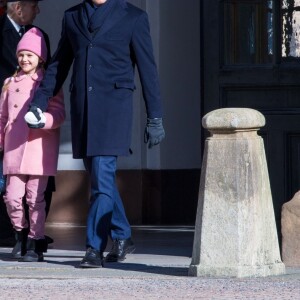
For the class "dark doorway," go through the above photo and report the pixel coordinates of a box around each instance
[202,0,300,235]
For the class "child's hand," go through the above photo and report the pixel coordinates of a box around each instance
[24,106,46,129]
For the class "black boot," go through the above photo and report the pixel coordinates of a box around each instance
[35,238,48,254]
[22,238,46,262]
[11,228,28,259]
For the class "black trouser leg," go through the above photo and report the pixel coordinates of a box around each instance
[45,176,55,217]
[44,189,52,217]
[0,193,14,243]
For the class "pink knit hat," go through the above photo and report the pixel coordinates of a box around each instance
[16,27,47,62]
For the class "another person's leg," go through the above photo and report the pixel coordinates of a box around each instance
[45,176,55,217]
[44,176,55,244]
[0,195,15,246]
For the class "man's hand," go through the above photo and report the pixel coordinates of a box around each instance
[144,118,165,149]
[24,106,46,129]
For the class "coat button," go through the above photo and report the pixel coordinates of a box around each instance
[14,104,18,108]
[88,86,93,92]
[15,88,20,92]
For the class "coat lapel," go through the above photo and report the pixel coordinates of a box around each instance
[92,0,128,38]
[2,15,20,39]
[72,2,93,41]
[70,0,127,41]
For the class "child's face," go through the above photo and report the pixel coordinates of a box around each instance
[17,50,41,75]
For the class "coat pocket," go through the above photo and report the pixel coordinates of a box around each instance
[115,80,136,91]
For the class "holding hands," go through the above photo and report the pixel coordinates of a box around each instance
[24,105,46,128]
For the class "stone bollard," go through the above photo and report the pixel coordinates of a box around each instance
[281,191,300,266]
[189,108,285,277]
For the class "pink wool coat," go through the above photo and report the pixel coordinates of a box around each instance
[0,69,65,176]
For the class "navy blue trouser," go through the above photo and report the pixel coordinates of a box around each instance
[83,156,131,252]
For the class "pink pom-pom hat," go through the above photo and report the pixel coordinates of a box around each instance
[16,27,47,62]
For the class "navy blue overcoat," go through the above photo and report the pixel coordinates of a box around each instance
[32,0,162,158]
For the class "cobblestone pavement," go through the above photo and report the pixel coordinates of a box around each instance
[0,226,299,299]
[0,272,300,299]
[0,248,300,300]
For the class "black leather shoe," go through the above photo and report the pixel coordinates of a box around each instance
[105,238,135,262]
[79,248,103,268]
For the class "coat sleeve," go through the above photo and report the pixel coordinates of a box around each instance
[131,12,163,119]
[0,81,9,148]
[31,14,74,112]
[42,88,66,130]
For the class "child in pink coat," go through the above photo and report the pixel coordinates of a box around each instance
[0,27,65,262]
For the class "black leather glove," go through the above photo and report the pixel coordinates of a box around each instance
[144,118,165,149]
[24,105,46,129]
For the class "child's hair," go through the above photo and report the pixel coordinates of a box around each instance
[2,64,45,93]
[1,69,19,93]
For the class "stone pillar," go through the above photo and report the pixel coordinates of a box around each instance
[281,191,300,266]
[189,108,285,278]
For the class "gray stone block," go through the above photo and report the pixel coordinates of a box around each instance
[282,191,300,266]
[189,108,285,277]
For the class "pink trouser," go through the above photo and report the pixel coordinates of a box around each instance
[4,175,48,239]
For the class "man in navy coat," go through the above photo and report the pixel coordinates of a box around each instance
[26,0,165,268]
